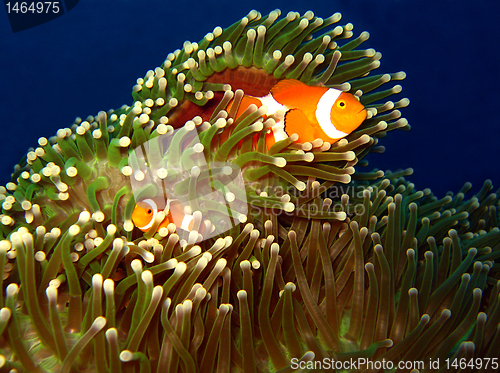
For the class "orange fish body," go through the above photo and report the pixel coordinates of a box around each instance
[229,79,367,147]
[132,198,195,233]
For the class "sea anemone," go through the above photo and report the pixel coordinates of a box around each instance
[1,9,499,373]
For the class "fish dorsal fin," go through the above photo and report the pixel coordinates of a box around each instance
[270,79,308,96]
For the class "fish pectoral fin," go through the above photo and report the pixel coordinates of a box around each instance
[284,109,316,143]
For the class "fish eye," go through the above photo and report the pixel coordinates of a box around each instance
[141,199,158,218]
[132,198,159,231]
[336,100,347,109]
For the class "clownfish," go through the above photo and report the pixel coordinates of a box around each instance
[131,198,196,233]
[228,79,367,147]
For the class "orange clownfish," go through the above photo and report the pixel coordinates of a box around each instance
[229,79,367,147]
[131,198,195,233]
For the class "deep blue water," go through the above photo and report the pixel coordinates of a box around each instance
[1,0,499,198]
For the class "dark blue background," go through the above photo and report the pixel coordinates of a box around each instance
[1,0,499,198]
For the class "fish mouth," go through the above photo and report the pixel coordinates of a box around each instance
[357,108,368,120]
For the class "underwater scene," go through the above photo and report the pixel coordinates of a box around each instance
[0,0,499,372]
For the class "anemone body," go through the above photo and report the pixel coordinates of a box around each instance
[0,9,499,373]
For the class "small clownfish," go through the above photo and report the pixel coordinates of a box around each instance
[131,198,195,233]
[228,79,367,147]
